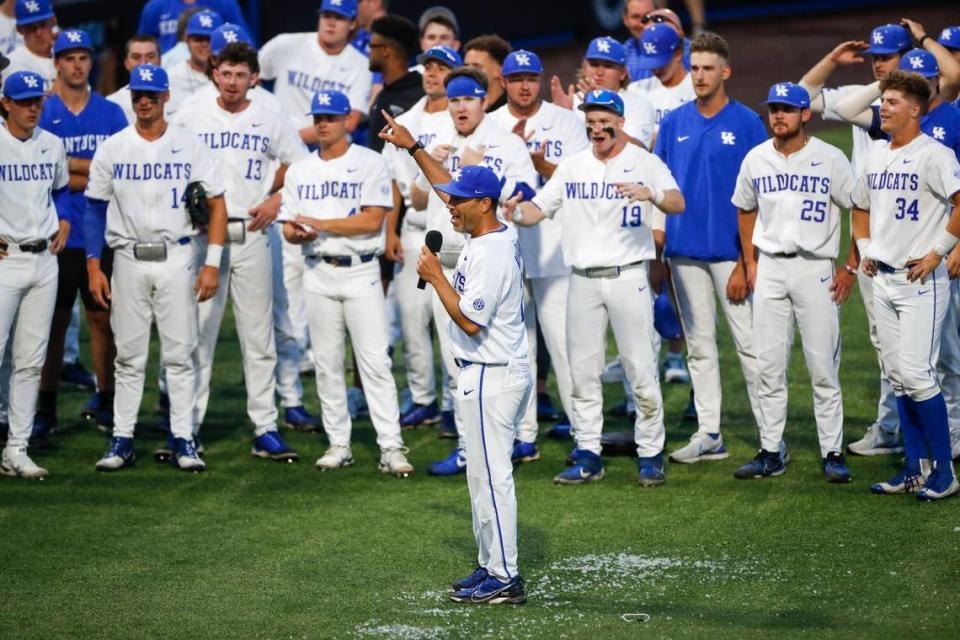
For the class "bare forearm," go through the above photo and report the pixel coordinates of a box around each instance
[513,201,546,226]
[658,189,684,215]
[851,208,871,242]
[270,164,289,195]
[69,157,91,176]
[311,208,386,236]
[738,209,758,264]
[69,173,87,192]
[410,183,429,210]
[206,197,228,246]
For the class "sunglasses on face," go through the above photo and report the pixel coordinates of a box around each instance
[131,91,162,103]
[641,14,670,25]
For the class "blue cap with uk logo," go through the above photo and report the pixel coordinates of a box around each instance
[3,70,45,99]
[129,64,169,92]
[15,0,53,26]
[434,165,503,201]
[863,23,911,55]
[309,90,351,116]
[636,23,681,70]
[502,49,543,76]
[899,48,938,78]
[446,75,486,99]
[764,82,810,108]
[585,36,626,66]
[319,0,357,19]
[186,10,223,38]
[211,23,253,56]
[938,26,960,50]
[53,29,93,56]
[578,89,624,116]
[416,45,462,68]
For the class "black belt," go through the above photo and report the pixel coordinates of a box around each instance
[876,261,899,274]
[312,253,378,267]
[455,358,508,368]
[769,251,798,258]
[0,239,48,253]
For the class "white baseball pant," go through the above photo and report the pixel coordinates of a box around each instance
[272,232,309,408]
[458,361,532,582]
[936,279,960,437]
[567,265,664,458]
[303,258,404,450]
[393,223,437,406]
[432,265,467,450]
[857,271,900,434]
[0,251,58,448]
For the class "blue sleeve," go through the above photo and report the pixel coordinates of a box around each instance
[748,112,767,149]
[867,105,885,140]
[138,0,160,37]
[84,198,109,260]
[654,114,669,163]
[52,187,71,221]
[108,102,128,134]
[511,181,537,202]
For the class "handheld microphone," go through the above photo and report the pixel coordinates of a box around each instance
[418,230,444,290]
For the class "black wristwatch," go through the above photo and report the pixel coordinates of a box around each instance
[407,141,424,157]
[919,34,931,47]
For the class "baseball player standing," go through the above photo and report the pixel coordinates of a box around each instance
[166,9,223,115]
[852,71,960,501]
[509,89,685,486]
[655,33,769,464]
[0,70,69,479]
[280,89,413,477]
[107,35,168,126]
[5,0,54,93]
[732,82,856,482]
[85,63,227,473]
[1,0,21,55]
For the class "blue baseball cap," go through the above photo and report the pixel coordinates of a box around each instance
[53,29,93,56]
[434,165,502,200]
[577,89,624,116]
[128,64,169,92]
[211,23,253,56]
[899,48,938,78]
[309,90,351,116]
[15,0,53,26]
[585,36,626,66]
[446,75,486,99]
[502,49,543,76]
[186,10,223,38]
[636,24,682,70]
[318,0,357,19]
[863,24,911,55]
[3,70,45,99]
[416,45,462,68]
[938,26,960,50]
[765,82,810,108]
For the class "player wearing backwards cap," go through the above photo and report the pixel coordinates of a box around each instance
[280,89,414,476]
[552,36,655,151]
[5,0,54,93]
[165,9,222,115]
[406,67,536,475]
[489,48,589,457]
[383,105,532,599]
[851,71,960,500]
[508,89,684,486]
[0,70,70,479]
[653,32,770,465]
[382,45,459,431]
[137,0,249,54]
[171,43,309,462]
[32,30,126,441]
[85,64,227,472]
[732,82,857,482]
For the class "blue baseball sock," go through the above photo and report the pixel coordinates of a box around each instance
[912,393,954,476]
[895,396,926,471]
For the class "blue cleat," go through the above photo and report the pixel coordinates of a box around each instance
[683,390,698,422]
[438,410,458,439]
[823,452,852,483]
[96,436,135,471]
[171,437,206,472]
[252,430,299,462]
[283,406,320,432]
[537,393,559,421]
[96,410,114,434]
[60,361,95,389]
[511,440,540,464]
[428,447,466,476]
[400,401,440,430]
[564,446,588,466]
[451,566,488,591]
[554,449,604,484]
[80,393,100,420]
[546,417,572,440]
[637,453,666,487]
[916,465,958,501]
[347,386,368,420]
[734,449,785,479]
[29,413,57,449]
[451,575,526,604]
[871,463,928,495]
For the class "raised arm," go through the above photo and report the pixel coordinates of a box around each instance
[799,40,870,112]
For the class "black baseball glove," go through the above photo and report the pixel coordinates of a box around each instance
[184,181,209,228]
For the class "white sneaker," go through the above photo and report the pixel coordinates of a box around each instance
[1,446,49,480]
[668,432,729,464]
[951,429,960,461]
[663,354,690,384]
[847,423,903,456]
[316,445,354,470]
[379,447,414,477]
[600,359,625,384]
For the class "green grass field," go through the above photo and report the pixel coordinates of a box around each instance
[2,127,959,639]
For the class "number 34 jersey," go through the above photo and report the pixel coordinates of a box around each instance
[732,136,855,260]
[852,133,960,269]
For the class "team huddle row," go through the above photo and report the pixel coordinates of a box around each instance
[1,1,960,507]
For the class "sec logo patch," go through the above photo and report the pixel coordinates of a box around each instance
[473,298,485,311]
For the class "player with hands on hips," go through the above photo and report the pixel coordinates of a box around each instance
[506,89,685,486]
[85,64,228,473]
[851,71,960,500]
[0,70,70,479]
[732,82,857,482]
[281,90,414,477]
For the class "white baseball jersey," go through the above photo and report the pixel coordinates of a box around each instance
[259,33,372,130]
[450,223,528,363]
[107,85,176,125]
[626,74,695,129]
[820,85,877,176]
[179,83,290,119]
[852,134,960,268]
[166,61,210,115]
[0,11,22,55]
[85,125,226,247]
[173,96,309,217]
[424,115,537,255]
[532,143,678,268]
[281,143,393,257]
[572,89,655,149]
[0,123,68,242]
[5,46,55,93]
[489,100,589,278]
[732,137,856,259]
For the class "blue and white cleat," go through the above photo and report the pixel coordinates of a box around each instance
[400,401,440,430]
[428,447,467,476]
[871,463,929,495]
[96,436,135,471]
[668,432,728,464]
[29,413,57,448]
[663,352,690,384]
[451,566,488,592]
[283,406,320,432]
[511,440,540,464]
[171,437,205,472]
[315,445,354,470]
[554,450,604,484]
[453,575,525,605]
[637,453,666,487]
[916,465,959,501]
[734,450,785,479]
[546,417,572,440]
[96,409,114,434]
[438,410,458,439]
[252,431,299,462]
[347,386,368,420]
[823,452,852,483]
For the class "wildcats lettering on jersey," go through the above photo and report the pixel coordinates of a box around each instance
[865,170,920,191]
[564,181,647,199]
[0,162,59,182]
[751,174,831,195]
[286,70,350,95]
[296,181,363,200]
[197,131,271,153]
[450,155,504,173]
[111,162,192,181]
